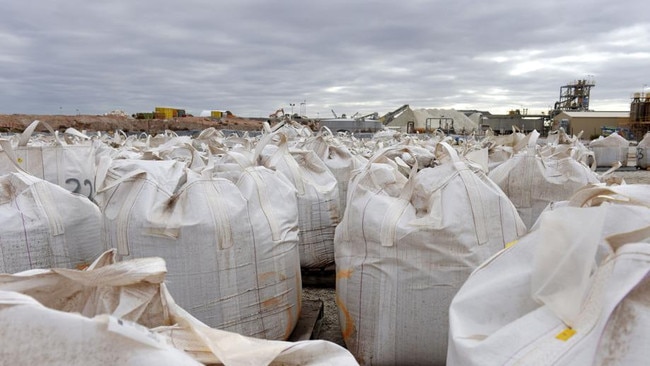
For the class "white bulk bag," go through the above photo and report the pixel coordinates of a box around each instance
[299,127,368,215]
[191,127,226,152]
[0,291,201,366]
[637,132,650,169]
[0,121,97,199]
[488,130,600,229]
[264,119,314,140]
[0,169,105,273]
[258,133,340,269]
[447,185,650,366]
[481,128,527,171]
[91,132,144,162]
[335,143,526,365]
[589,132,630,167]
[0,250,358,366]
[487,145,514,170]
[541,129,595,170]
[139,136,210,173]
[96,157,302,340]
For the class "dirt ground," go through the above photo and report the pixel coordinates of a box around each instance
[0,114,268,134]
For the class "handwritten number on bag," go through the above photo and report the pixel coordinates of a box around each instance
[638,147,645,161]
[66,178,81,194]
[84,179,94,198]
[65,178,94,200]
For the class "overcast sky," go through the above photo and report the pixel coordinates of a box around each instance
[2,0,649,118]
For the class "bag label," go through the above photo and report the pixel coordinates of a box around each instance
[555,327,576,341]
[107,316,169,349]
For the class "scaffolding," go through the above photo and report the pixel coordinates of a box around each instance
[553,79,595,113]
[627,92,650,140]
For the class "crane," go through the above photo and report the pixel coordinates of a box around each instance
[269,108,285,119]
[380,104,410,125]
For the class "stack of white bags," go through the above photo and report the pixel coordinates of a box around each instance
[448,184,650,365]
[0,249,357,365]
[1,120,648,365]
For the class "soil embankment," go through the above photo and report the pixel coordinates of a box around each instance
[0,114,267,134]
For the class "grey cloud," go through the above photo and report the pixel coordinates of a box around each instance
[1,0,649,117]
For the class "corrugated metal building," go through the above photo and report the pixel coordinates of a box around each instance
[482,114,545,135]
[552,111,629,138]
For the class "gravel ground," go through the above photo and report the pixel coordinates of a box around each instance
[611,167,650,184]
[302,168,650,348]
[302,285,344,347]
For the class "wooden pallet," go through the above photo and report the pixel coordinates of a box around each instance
[288,299,324,342]
[301,266,336,288]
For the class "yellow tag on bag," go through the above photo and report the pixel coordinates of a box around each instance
[555,328,576,341]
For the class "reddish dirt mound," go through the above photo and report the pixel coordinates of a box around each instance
[0,114,267,134]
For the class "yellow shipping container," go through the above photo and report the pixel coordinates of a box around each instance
[211,111,223,118]
[155,107,175,119]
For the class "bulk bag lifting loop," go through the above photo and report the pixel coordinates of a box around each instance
[0,120,98,200]
[0,140,105,273]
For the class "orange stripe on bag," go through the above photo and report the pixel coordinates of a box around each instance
[336,269,353,280]
[335,294,356,340]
